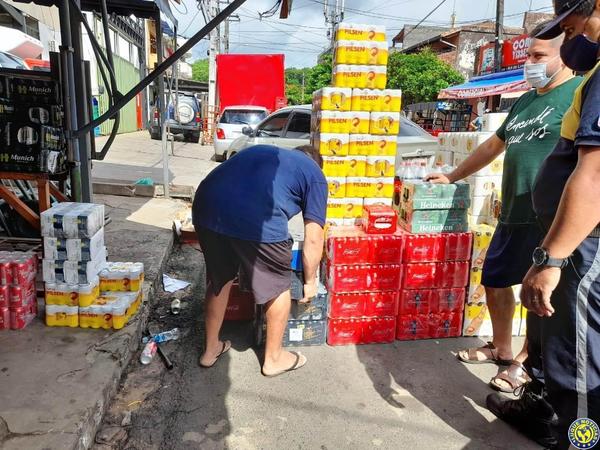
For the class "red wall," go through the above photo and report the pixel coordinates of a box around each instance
[216,54,286,113]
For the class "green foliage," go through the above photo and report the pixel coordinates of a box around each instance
[305,53,332,98]
[285,54,332,105]
[387,49,464,105]
[192,59,209,82]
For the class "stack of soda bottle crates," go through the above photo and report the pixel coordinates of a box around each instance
[0,251,39,330]
[42,202,144,330]
[312,22,401,225]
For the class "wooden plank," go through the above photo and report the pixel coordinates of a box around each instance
[0,172,49,181]
[49,183,69,202]
[0,185,40,230]
[37,179,51,213]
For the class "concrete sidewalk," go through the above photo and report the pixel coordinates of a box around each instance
[0,195,188,450]
[92,131,219,188]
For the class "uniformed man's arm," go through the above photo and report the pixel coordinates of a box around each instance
[301,221,324,303]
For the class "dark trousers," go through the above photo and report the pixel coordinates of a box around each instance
[525,236,600,449]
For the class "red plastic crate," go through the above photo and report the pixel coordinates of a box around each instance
[442,232,473,261]
[370,234,404,264]
[328,318,363,345]
[329,292,367,318]
[429,312,463,338]
[362,205,397,234]
[402,263,437,289]
[396,314,430,340]
[403,233,444,263]
[436,262,470,288]
[363,316,397,343]
[224,283,255,321]
[398,289,434,315]
[434,288,466,313]
[364,291,399,317]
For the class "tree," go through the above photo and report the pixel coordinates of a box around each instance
[305,53,332,98]
[192,59,209,82]
[285,67,311,105]
[387,49,464,106]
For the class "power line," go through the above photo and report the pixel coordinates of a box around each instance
[403,0,450,40]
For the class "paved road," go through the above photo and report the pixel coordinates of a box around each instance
[96,244,541,450]
[92,131,219,188]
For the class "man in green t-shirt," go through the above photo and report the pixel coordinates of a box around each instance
[427,24,581,399]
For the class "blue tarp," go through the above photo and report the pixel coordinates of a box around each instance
[439,69,529,99]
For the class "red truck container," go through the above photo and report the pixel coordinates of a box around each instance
[216,54,286,113]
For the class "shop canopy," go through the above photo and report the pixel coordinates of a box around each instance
[438,69,529,99]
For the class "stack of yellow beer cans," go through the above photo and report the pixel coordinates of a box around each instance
[311,23,402,225]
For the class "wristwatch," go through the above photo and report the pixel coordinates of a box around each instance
[532,247,568,269]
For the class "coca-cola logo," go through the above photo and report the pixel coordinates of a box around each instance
[337,331,356,337]
[343,248,361,256]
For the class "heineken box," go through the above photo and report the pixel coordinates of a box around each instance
[399,206,469,234]
[289,293,328,321]
[255,307,327,346]
[401,181,471,210]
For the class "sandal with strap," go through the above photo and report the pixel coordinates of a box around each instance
[199,340,232,368]
[457,342,512,366]
[489,360,531,393]
[262,351,307,378]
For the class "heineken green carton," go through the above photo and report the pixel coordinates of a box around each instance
[399,206,469,234]
[401,181,471,210]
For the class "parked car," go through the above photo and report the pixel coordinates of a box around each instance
[213,105,268,161]
[149,92,202,143]
[0,51,28,69]
[226,105,439,164]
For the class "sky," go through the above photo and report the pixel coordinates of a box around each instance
[170,0,555,68]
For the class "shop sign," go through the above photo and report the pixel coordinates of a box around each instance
[502,34,531,68]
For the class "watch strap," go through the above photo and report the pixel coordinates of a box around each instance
[545,256,568,269]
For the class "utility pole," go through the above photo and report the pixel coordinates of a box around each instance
[224,16,229,54]
[324,0,345,52]
[494,0,504,72]
[207,0,220,138]
[450,0,457,29]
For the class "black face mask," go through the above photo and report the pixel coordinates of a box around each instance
[560,33,600,72]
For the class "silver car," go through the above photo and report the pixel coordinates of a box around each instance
[226,104,439,166]
[213,105,268,161]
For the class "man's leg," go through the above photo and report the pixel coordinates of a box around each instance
[262,289,306,375]
[200,279,234,367]
[486,286,517,360]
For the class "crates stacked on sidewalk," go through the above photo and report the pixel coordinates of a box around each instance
[311,23,400,226]
[326,206,403,345]
[462,224,526,337]
[0,251,39,330]
[42,202,144,330]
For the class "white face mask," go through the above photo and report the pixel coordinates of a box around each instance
[524,56,560,89]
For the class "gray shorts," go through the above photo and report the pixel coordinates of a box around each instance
[195,226,292,304]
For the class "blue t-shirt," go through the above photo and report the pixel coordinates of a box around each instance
[192,145,328,243]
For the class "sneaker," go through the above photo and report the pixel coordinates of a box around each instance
[486,381,558,448]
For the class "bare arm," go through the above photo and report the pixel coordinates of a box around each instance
[542,146,600,258]
[426,135,505,183]
[301,220,324,302]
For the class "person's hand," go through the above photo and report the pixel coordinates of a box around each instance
[424,173,451,184]
[300,280,317,304]
[520,265,562,317]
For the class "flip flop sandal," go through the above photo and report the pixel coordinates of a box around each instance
[457,342,512,366]
[489,360,530,393]
[262,351,307,378]
[199,340,232,368]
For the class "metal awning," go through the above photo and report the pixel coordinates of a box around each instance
[12,0,177,26]
[439,69,529,99]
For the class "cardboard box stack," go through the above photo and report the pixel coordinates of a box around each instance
[312,23,400,226]
[0,251,39,330]
[42,202,144,330]
[326,206,403,345]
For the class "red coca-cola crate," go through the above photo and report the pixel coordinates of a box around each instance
[442,232,473,261]
[0,306,9,330]
[364,291,398,317]
[370,234,404,264]
[328,265,370,293]
[329,292,367,318]
[11,255,37,285]
[0,284,8,308]
[396,314,430,340]
[402,263,437,289]
[403,234,443,263]
[328,318,363,345]
[9,281,36,309]
[363,316,397,343]
[10,306,35,330]
[435,262,470,288]
[429,312,462,338]
[399,289,434,315]
[327,231,370,266]
[224,283,255,321]
[362,205,397,234]
[0,260,13,285]
[434,288,466,313]
[371,264,403,291]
